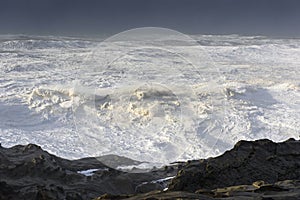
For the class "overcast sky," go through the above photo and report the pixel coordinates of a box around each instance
[0,0,299,37]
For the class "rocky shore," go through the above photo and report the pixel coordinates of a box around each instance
[1,138,299,200]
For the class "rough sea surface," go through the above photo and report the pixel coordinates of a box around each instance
[0,32,299,168]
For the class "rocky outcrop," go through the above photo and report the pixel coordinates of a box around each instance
[96,138,300,200]
[168,138,300,192]
[0,138,299,200]
[0,143,178,200]
[96,179,300,200]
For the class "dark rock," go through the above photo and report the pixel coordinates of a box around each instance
[168,138,300,192]
[101,180,300,200]
[135,182,164,193]
[0,144,178,199]
[95,191,212,200]
[0,181,16,199]
[95,154,143,169]
[1,139,300,199]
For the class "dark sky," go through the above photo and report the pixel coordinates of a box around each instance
[0,0,299,37]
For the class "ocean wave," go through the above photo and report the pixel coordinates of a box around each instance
[0,34,299,167]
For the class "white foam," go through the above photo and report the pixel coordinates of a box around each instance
[77,168,108,176]
[0,34,299,168]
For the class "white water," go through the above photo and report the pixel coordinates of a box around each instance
[77,168,108,176]
[0,33,299,168]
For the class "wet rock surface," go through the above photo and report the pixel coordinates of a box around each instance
[0,143,178,200]
[169,138,300,192]
[97,180,300,200]
[0,138,299,200]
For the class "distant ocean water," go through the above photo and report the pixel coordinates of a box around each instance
[0,31,299,168]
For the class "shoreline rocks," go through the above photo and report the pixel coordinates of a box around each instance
[96,179,300,200]
[169,138,300,192]
[1,138,299,199]
[0,143,179,199]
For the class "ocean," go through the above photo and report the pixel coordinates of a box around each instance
[0,29,299,169]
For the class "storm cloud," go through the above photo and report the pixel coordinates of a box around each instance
[0,0,299,37]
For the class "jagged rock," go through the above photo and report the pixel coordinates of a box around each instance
[196,179,300,199]
[168,138,300,192]
[0,144,178,199]
[1,139,300,199]
[96,179,300,200]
